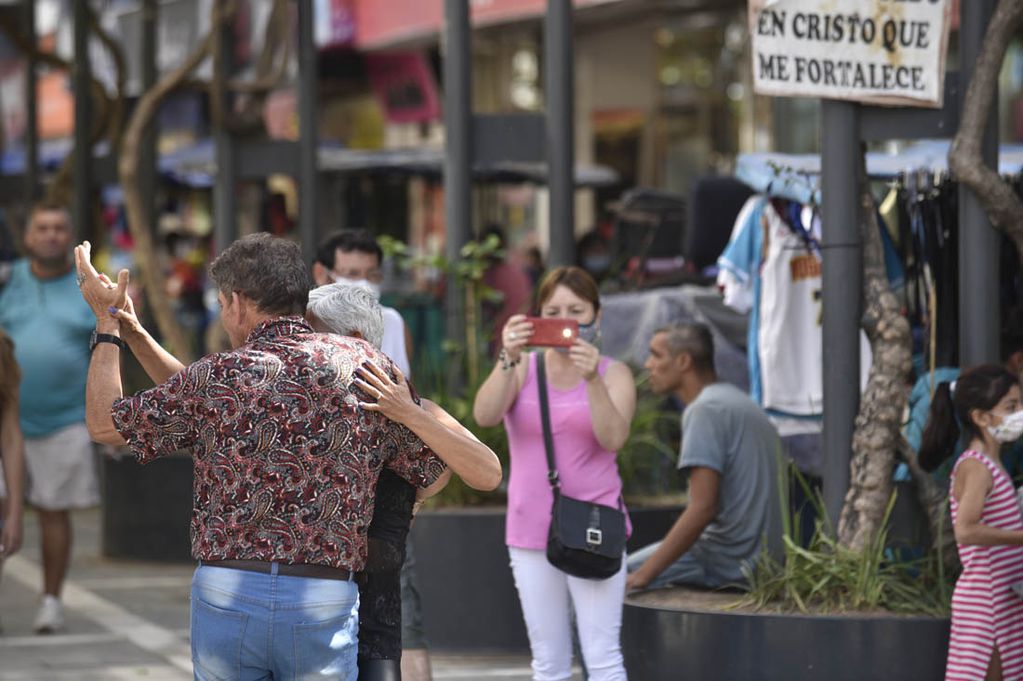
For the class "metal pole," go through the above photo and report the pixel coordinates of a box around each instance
[443,0,471,355]
[72,0,92,240]
[820,100,862,530]
[958,0,1000,365]
[297,0,318,261]
[545,0,574,267]
[140,0,158,236]
[213,14,237,256]
[22,0,37,202]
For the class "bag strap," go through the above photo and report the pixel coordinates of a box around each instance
[536,352,560,491]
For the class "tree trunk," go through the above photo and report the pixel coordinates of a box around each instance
[948,0,1023,265]
[119,5,229,362]
[837,160,914,550]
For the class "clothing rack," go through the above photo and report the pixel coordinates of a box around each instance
[736,141,1023,205]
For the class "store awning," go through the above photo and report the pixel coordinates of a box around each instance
[0,138,619,189]
[316,146,620,187]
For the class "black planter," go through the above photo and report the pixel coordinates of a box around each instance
[411,505,682,653]
[101,453,193,562]
[623,590,950,681]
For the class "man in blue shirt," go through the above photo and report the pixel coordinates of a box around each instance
[0,201,98,633]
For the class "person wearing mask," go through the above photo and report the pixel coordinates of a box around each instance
[473,266,636,681]
[902,308,1023,482]
[919,366,1023,681]
[0,329,25,633]
[312,230,412,376]
[0,201,98,633]
[76,234,447,679]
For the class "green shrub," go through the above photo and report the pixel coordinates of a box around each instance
[738,468,954,617]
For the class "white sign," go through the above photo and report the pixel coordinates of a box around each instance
[749,0,952,108]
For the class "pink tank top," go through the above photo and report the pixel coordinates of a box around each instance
[504,352,631,550]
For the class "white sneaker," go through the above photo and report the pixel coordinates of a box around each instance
[33,595,64,634]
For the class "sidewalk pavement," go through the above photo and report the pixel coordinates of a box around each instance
[0,507,570,680]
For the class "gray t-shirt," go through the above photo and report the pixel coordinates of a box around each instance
[680,383,782,583]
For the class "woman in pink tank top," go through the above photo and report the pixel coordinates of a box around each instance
[919,365,1023,681]
[473,267,636,681]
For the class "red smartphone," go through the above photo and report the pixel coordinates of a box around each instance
[525,317,579,347]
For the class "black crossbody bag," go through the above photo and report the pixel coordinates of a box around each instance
[536,353,626,580]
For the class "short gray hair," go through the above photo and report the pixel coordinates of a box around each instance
[655,323,715,372]
[307,283,385,349]
[209,233,310,315]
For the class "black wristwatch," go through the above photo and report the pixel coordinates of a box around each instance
[89,330,127,353]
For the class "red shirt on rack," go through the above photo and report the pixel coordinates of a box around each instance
[110,316,445,572]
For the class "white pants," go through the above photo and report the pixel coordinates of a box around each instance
[508,547,628,681]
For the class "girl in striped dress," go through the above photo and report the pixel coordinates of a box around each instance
[920,365,1023,681]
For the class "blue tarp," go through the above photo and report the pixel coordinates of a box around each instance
[736,140,1023,204]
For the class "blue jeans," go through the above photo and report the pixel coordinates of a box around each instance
[190,563,360,681]
[626,542,744,590]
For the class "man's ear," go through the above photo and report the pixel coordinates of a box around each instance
[676,351,693,373]
[311,262,330,286]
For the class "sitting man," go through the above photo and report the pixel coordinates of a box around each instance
[627,323,782,591]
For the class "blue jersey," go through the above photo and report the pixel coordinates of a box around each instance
[0,259,95,437]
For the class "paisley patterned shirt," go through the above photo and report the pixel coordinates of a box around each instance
[111,316,445,571]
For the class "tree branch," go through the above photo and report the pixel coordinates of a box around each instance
[948,0,1023,264]
[87,2,127,156]
[119,11,224,363]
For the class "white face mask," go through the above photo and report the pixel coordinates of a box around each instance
[988,409,1023,443]
[331,275,381,300]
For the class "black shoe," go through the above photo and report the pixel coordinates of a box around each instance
[358,658,401,681]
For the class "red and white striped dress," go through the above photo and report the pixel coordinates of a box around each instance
[948,450,1023,680]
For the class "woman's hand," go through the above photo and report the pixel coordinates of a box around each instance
[107,291,144,337]
[74,241,129,320]
[569,338,601,382]
[354,361,420,424]
[501,314,534,362]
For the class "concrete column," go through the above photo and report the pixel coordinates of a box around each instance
[820,100,862,530]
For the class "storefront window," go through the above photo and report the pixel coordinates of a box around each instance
[655,11,747,197]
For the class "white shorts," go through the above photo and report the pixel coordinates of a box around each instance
[24,423,100,511]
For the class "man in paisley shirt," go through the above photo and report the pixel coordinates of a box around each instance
[76,234,447,681]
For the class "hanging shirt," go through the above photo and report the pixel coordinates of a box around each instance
[380,306,412,377]
[758,202,825,416]
[718,197,873,428]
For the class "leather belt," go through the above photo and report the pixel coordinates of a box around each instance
[202,559,354,582]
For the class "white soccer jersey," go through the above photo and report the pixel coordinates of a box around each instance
[758,203,825,416]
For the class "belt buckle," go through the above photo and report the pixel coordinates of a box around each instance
[586,528,603,547]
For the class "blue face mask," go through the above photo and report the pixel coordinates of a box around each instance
[578,319,601,348]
